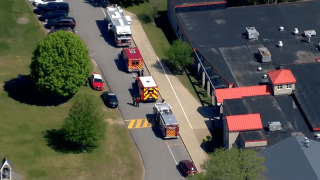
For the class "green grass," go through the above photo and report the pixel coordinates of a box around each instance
[0,0,142,179]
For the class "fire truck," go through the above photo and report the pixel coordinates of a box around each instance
[136,76,159,102]
[153,103,180,139]
[122,47,143,73]
[106,4,132,46]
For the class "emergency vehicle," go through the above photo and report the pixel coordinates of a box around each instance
[136,76,159,101]
[153,103,180,139]
[122,47,143,73]
[106,5,132,46]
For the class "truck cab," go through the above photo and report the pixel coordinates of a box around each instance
[153,103,180,139]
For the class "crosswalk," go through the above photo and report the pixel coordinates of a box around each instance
[125,118,155,129]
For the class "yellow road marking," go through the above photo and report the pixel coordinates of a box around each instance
[127,120,136,129]
[135,119,142,128]
[142,119,149,128]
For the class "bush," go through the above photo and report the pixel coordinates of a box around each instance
[30,31,91,97]
[165,39,194,74]
[62,94,106,152]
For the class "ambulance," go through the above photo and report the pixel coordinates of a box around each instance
[122,47,143,73]
[136,76,159,101]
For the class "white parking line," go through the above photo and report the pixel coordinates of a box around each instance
[166,141,177,165]
[156,57,193,129]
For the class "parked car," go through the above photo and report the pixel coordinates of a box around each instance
[102,92,119,108]
[47,17,76,29]
[33,0,63,6]
[178,160,197,177]
[49,27,75,34]
[89,72,104,91]
[39,10,67,21]
[36,2,69,14]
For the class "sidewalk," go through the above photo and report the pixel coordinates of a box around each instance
[125,10,211,172]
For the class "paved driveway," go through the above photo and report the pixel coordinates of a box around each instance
[65,1,191,179]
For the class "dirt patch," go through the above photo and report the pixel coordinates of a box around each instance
[16,17,29,24]
[105,118,125,126]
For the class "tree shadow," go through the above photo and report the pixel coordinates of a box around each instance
[3,75,70,106]
[43,129,86,153]
[154,11,177,44]
[137,13,152,24]
[96,20,117,47]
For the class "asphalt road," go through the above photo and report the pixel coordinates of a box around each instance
[57,1,191,179]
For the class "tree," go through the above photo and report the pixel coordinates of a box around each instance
[147,0,162,24]
[30,30,91,97]
[165,39,194,73]
[187,148,265,180]
[62,94,106,152]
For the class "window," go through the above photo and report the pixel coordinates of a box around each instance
[277,85,283,90]
[287,84,292,89]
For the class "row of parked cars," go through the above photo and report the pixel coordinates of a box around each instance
[33,0,76,32]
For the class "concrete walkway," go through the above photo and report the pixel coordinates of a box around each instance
[125,11,211,172]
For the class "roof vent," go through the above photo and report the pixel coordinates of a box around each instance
[246,27,259,40]
[278,41,283,48]
[268,121,282,131]
[257,67,262,71]
[293,28,299,35]
[279,26,284,31]
[262,74,268,79]
[307,34,311,43]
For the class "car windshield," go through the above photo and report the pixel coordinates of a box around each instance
[108,95,118,101]
[94,78,103,83]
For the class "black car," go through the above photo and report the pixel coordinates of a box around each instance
[102,92,118,108]
[49,27,75,34]
[47,17,76,29]
[37,2,69,14]
[39,10,67,21]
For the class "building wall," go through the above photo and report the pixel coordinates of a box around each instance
[245,140,268,148]
[167,0,181,39]
[228,131,239,149]
[273,83,295,95]
[224,119,240,150]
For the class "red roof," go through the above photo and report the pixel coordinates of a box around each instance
[226,113,263,132]
[215,85,272,103]
[123,47,143,60]
[267,69,296,85]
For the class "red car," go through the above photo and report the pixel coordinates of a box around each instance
[90,72,104,91]
[178,160,197,177]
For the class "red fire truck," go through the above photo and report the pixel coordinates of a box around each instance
[122,47,143,73]
[136,76,159,102]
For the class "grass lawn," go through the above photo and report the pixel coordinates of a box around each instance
[125,0,212,105]
[0,0,142,179]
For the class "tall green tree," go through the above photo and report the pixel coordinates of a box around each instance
[165,39,194,73]
[188,148,265,180]
[30,31,91,97]
[62,94,106,152]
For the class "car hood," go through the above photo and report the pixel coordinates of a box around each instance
[93,82,103,87]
